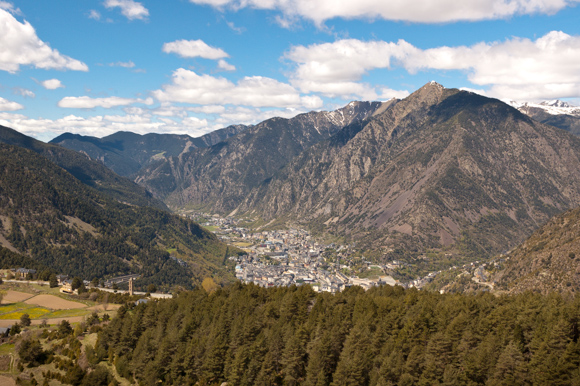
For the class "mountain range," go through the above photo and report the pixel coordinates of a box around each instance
[508,99,580,136]
[50,124,248,178]
[36,84,580,266]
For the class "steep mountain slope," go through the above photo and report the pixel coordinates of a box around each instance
[240,83,580,259]
[136,101,387,209]
[494,205,580,294]
[508,100,580,135]
[0,142,235,289]
[50,124,248,177]
[0,125,166,210]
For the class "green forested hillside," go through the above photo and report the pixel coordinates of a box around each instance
[0,125,167,210]
[95,283,580,385]
[0,143,235,289]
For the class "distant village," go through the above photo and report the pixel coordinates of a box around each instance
[191,213,401,293]
[189,213,497,293]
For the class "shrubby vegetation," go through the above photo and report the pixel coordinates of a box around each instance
[96,283,580,385]
[15,315,118,385]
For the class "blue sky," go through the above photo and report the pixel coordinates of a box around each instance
[1,0,580,141]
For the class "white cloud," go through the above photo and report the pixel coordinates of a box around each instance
[162,39,229,60]
[41,78,64,90]
[0,1,21,15]
[189,105,227,114]
[0,101,318,142]
[214,106,309,126]
[226,20,245,34]
[188,0,580,25]
[286,39,412,99]
[104,0,149,21]
[286,31,580,101]
[103,114,151,123]
[153,68,323,108]
[13,87,35,98]
[217,59,236,71]
[88,9,101,20]
[109,61,135,68]
[58,96,154,109]
[401,30,580,100]
[0,96,23,111]
[0,9,88,73]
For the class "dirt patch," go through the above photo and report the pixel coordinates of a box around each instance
[0,316,86,328]
[0,216,11,233]
[0,234,18,254]
[24,295,86,310]
[439,229,455,246]
[0,375,15,386]
[443,216,460,235]
[0,356,10,372]
[65,216,98,236]
[86,304,121,311]
[1,290,33,304]
[391,223,413,235]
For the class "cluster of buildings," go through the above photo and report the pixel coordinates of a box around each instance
[189,214,400,293]
[231,254,397,292]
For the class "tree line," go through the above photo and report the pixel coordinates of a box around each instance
[95,283,580,385]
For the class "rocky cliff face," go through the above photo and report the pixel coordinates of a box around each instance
[239,83,580,258]
[135,101,386,210]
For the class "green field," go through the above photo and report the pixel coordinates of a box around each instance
[0,343,14,355]
[0,306,51,320]
[203,225,220,232]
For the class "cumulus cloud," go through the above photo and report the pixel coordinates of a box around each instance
[0,9,88,73]
[0,100,318,142]
[0,96,23,111]
[401,30,580,100]
[286,31,580,101]
[152,68,322,108]
[58,96,154,109]
[104,0,149,21]
[217,59,236,71]
[189,105,227,114]
[188,0,579,25]
[162,39,229,60]
[41,79,64,90]
[286,39,412,99]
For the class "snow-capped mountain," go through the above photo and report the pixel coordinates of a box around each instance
[504,99,580,136]
[506,99,580,116]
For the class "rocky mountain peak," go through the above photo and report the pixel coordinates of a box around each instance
[404,81,449,107]
[540,99,573,108]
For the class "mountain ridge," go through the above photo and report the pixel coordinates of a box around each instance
[50,124,249,178]
[237,83,580,260]
[0,125,167,211]
[136,100,387,209]
[507,99,580,135]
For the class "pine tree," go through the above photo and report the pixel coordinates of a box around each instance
[488,341,528,386]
